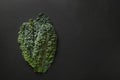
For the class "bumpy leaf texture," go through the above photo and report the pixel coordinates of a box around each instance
[18,13,57,73]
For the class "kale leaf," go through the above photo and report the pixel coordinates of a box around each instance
[18,13,57,73]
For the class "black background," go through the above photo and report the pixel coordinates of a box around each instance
[0,0,120,80]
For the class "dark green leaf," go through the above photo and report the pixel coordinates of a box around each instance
[18,13,57,73]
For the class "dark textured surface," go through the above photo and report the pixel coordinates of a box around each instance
[0,0,120,80]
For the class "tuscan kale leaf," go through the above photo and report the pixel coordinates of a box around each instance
[18,13,57,73]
